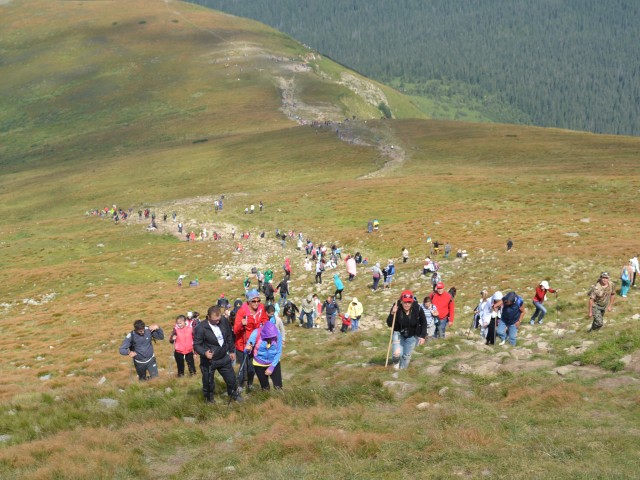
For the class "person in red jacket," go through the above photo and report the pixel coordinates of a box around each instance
[170,314,196,376]
[530,280,558,325]
[233,289,269,391]
[430,282,455,338]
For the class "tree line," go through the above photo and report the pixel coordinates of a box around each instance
[191,0,640,136]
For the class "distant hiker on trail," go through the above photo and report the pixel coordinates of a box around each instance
[259,201,264,212]
[486,292,503,345]
[263,280,275,305]
[587,272,615,332]
[315,259,325,284]
[530,281,558,325]
[119,320,164,381]
[620,260,633,297]
[346,255,357,281]
[321,295,340,333]
[244,316,283,391]
[444,242,452,258]
[177,274,186,287]
[354,252,363,264]
[430,271,442,292]
[217,294,230,310]
[506,238,514,251]
[234,289,269,391]
[387,290,427,369]
[276,277,289,305]
[631,255,640,287]
[194,306,242,404]
[383,260,395,289]
[250,204,255,214]
[421,296,439,338]
[170,315,196,377]
[373,219,379,231]
[433,240,441,256]
[496,291,525,346]
[367,220,373,233]
[347,297,363,331]
[371,262,383,291]
[333,273,344,300]
[299,295,315,328]
[178,222,183,234]
[430,282,455,338]
[475,290,491,339]
[402,247,409,263]
[231,227,236,239]
[283,257,291,280]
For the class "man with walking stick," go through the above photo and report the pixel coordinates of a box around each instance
[194,306,243,404]
[385,290,427,370]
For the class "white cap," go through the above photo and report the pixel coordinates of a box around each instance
[492,291,503,302]
[540,281,550,289]
[187,311,193,318]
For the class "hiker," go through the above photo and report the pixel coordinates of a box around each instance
[631,255,639,287]
[321,295,340,333]
[371,262,383,291]
[486,291,503,345]
[347,297,363,331]
[530,281,558,325]
[587,272,615,332]
[333,273,344,300]
[217,294,231,310]
[475,290,492,339]
[276,277,289,305]
[387,290,427,369]
[506,238,513,251]
[383,260,395,289]
[193,306,242,404]
[620,260,633,297]
[345,255,357,281]
[244,319,283,390]
[265,304,286,346]
[178,222,183,234]
[430,271,442,292]
[250,204,255,214]
[259,200,264,212]
[234,289,269,391]
[119,320,164,380]
[444,242,452,258]
[354,252,363,264]
[299,295,315,328]
[496,291,525,346]
[433,240,441,256]
[315,259,325,284]
[263,280,275,305]
[281,300,299,325]
[231,227,236,239]
[340,314,351,333]
[283,257,291,280]
[169,315,196,377]
[421,296,439,338]
[431,282,455,338]
[367,220,373,233]
[423,257,435,275]
[177,274,186,287]
[402,247,409,263]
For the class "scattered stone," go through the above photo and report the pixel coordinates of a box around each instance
[39,374,51,380]
[224,466,236,473]
[165,387,173,394]
[620,355,632,366]
[98,398,119,409]
[97,376,107,385]
[565,232,580,237]
[632,313,640,320]
[553,366,574,376]
[438,386,449,396]
[416,402,431,410]
[360,341,373,347]
[383,381,416,397]
[36,356,45,361]
[183,417,196,423]
[458,363,473,374]
[426,365,442,375]
[287,350,298,356]
[0,435,12,443]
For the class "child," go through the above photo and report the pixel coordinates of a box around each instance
[340,314,351,333]
[170,315,196,377]
[265,304,286,346]
[245,321,283,391]
[421,297,439,338]
[119,320,164,380]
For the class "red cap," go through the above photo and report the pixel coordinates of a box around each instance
[400,290,414,301]
[436,282,445,289]
[220,294,225,298]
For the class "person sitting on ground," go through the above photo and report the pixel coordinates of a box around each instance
[119,319,164,381]
[170,315,196,377]
[194,306,242,403]
[387,290,427,369]
[496,291,525,346]
[530,281,558,325]
[244,319,283,391]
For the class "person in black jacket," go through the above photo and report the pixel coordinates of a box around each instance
[386,290,427,370]
[193,306,242,404]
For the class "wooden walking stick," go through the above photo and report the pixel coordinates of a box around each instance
[385,301,399,367]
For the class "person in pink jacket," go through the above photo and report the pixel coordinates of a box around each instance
[170,315,196,376]
[346,255,357,281]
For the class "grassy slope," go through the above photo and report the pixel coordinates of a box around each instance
[1,1,640,479]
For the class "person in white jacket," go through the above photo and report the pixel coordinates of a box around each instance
[476,290,493,340]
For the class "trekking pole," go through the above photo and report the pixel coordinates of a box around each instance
[466,313,476,338]
[384,301,399,367]
[555,292,559,324]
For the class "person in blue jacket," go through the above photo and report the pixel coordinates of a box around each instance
[119,320,164,380]
[496,291,526,346]
[333,273,344,300]
[245,321,283,390]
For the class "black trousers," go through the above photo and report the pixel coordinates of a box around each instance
[174,351,196,376]
[199,356,236,401]
[254,363,283,390]
[486,318,497,345]
[235,349,255,387]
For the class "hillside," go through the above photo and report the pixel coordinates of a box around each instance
[196,0,640,136]
[1,1,640,479]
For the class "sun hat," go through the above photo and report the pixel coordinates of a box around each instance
[187,311,193,318]
[352,297,358,303]
[246,289,260,300]
[540,281,550,289]
[492,291,503,302]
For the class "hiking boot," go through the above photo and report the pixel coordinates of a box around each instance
[499,339,506,346]
[529,320,535,326]
[393,362,400,370]
[231,392,244,402]
[538,320,543,325]
[205,397,216,404]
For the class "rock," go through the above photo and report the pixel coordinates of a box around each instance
[0,435,12,443]
[224,466,236,473]
[553,366,575,376]
[97,376,107,385]
[458,363,473,374]
[36,356,45,361]
[360,341,373,347]
[39,374,51,380]
[620,355,632,366]
[416,402,431,410]
[426,365,442,375]
[287,350,298,356]
[183,417,196,423]
[165,387,173,394]
[565,232,580,237]
[383,381,415,397]
[438,386,449,396]
[475,361,501,376]
[580,218,590,223]
[98,398,119,409]
[632,313,640,320]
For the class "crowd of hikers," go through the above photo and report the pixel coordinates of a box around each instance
[116,203,638,401]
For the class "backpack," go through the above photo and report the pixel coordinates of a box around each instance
[387,265,395,276]
[621,268,630,281]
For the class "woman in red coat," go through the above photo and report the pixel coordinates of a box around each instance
[530,280,557,325]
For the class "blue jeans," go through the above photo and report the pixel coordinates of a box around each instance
[391,332,418,369]
[300,311,313,328]
[496,320,518,346]
[372,276,380,290]
[530,301,547,323]
[351,316,360,331]
[620,279,631,296]
[436,318,448,338]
